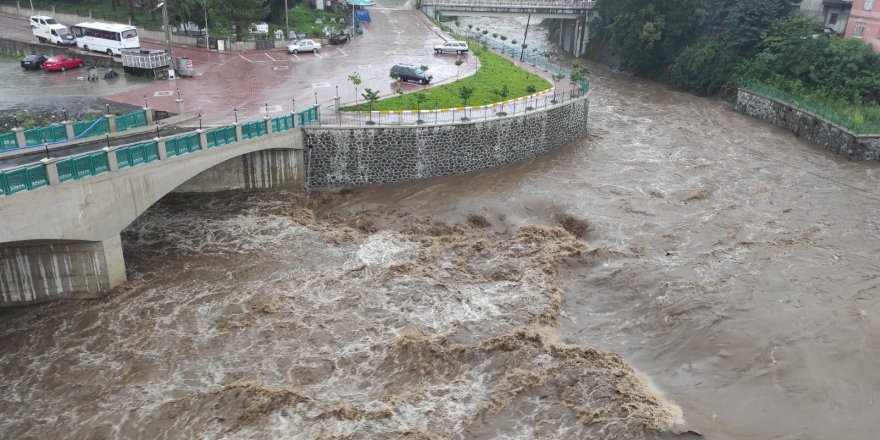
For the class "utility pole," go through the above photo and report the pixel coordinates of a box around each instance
[159,2,172,60]
[284,0,289,40]
[521,13,530,62]
[203,0,209,50]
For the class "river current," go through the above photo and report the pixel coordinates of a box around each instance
[3,16,880,440]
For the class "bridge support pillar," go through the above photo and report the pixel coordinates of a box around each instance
[0,235,127,306]
[63,120,75,140]
[102,146,119,171]
[40,157,60,185]
[12,127,25,149]
[106,114,117,133]
[197,129,208,150]
[156,137,168,160]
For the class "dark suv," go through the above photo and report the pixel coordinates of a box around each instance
[390,64,433,85]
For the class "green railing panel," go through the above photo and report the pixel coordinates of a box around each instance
[297,107,319,126]
[72,117,110,137]
[24,124,68,146]
[272,114,294,132]
[1,132,18,151]
[116,141,160,169]
[0,164,48,196]
[206,126,237,148]
[115,110,148,132]
[165,133,201,157]
[56,152,110,182]
[241,120,268,139]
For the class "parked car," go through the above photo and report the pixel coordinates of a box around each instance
[41,55,83,72]
[31,15,76,46]
[390,64,433,85]
[434,40,469,55]
[287,39,321,54]
[20,54,48,70]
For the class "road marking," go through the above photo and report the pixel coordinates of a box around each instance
[357,64,372,69]
[311,82,332,88]
[265,53,276,61]
[238,54,252,63]
[337,48,348,57]
[292,53,301,61]
[382,51,397,56]
[314,52,323,58]
[262,105,283,114]
[273,65,290,71]
[154,91,174,97]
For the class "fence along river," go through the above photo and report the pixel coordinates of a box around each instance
[2,25,880,440]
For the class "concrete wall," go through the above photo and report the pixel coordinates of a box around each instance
[174,148,305,193]
[0,236,125,306]
[0,37,120,67]
[302,95,589,188]
[736,89,880,161]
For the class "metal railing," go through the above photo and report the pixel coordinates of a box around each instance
[116,142,160,169]
[0,132,17,151]
[241,120,268,139]
[272,115,295,132]
[72,117,110,138]
[321,87,588,126]
[165,132,202,157]
[740,81,880,135]
[0,164,48,196]
[23,124,68,147]
[115,110,148,132]
[56,152,110,182]
[206,126,237,148]
[298,106,320,126]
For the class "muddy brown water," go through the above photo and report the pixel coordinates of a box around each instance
[3,29,880,440]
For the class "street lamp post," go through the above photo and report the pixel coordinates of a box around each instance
[284,0,289,40]
[203,0,209,50]
[156,2,173,61]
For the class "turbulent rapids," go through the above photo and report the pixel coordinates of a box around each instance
[0,192,681,439]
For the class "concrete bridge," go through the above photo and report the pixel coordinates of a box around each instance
[420,0,595,56]
[0,118,305,306]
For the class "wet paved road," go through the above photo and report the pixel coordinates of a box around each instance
[0,2,479,125]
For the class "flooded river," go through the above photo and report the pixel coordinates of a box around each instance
[2,17,880,440]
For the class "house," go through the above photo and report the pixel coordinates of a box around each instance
[845,0,880,52]
[800,0,853,34]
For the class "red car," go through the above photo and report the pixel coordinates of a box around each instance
[41,55,83,72]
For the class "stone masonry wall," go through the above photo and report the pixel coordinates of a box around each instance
[735,89,880,161]
[302,96,589,188]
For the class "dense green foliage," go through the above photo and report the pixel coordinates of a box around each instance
[592,0,880,127]
[340,44,550,111]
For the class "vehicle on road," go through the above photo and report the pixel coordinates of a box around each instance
[71,21,140,57]
[390,64,433,85]
[20,54,48,70]
[433,40,469,55]
[30,15,76,46]
[41,55,83,72]
[287,39,321,54]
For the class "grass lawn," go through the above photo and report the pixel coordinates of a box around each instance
[341,44,551,112]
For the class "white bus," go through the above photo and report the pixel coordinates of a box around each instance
[71,22,140,56]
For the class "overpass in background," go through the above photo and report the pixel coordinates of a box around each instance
[419,0,596,56]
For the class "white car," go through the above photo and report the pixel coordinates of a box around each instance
[434,40,469,54]
[287,39,321,54]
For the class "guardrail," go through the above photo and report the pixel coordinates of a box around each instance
[0,106,319,197]
[1,109,152,152]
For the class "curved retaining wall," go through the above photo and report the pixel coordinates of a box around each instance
[735,89,880,161]
[302,95,589,188]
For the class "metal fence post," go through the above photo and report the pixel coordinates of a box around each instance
[40,157,60,185]
[12,127,25,148]
[103,146,119,171]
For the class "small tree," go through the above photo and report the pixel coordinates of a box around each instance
[551,73,566,102]
[512,39,517,45]
[525,85,537,110]
[362,88,380,124]
[414,92,428,123]
[569,61,590,93]
[492,32,498,39]
[520,43,529,61]
[458,85,474,120]
[395,86,404,98]
[390,71,400,82]
[454,59,464,80]
[493,84,510,115]
[500,35,507,42]
[348,72,362,106]
[482,29,489,39]
[455,19,460,29]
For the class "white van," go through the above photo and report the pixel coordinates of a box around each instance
[30,15,76,46]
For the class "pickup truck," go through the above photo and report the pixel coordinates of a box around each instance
[30,15,76,46]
